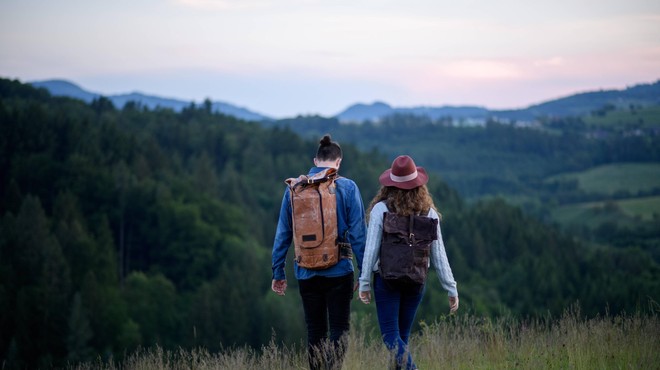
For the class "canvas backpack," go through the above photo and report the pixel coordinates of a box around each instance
[286,168,350,270]
[379,211,438,285]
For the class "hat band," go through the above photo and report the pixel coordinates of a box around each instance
[390,170,418,183]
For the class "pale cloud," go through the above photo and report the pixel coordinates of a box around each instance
[440,60,525,80]
[1,0,658,116]
[172,0,323,11]
[533,57,565,67]
[173,0,270,10]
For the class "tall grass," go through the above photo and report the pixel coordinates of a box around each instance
[71,307,660,370]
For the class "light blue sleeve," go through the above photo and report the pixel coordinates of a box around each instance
[359,202,387,292]
[429,208,458,297]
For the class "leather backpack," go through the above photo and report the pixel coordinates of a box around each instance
[379,211,438,285]
[286,168,350,270]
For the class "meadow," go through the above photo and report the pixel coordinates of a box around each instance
[583,105,660,129]
[546,162,660,230]
[617,196,660,221]
[70,307,659,370]
[545,163,660,197]
[550,196,660,229]
[3,79,658,368]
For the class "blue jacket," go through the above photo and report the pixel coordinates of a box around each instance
[272,167,367,281]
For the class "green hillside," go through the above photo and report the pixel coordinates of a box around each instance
[493,80,660,120]
[584,105,660,129]
[619,196,660,221]
[274,111,660,289]
[1,78,659,368]
[546,163,660,196]
[552,196,660,226]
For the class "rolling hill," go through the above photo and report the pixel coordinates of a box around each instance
[29,79,273,122]
[27,77,660,124]
[335,80,660,123]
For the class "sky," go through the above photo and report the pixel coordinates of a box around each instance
[1,0,659,118]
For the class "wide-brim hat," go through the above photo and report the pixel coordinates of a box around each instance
[379,155,428,190]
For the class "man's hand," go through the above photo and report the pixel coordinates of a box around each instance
[272,279,287,296]
[449,296,459,313]
[359,290,371,305]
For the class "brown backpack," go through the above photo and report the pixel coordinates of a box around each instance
[379,212,438,285]
[286,168,342,270]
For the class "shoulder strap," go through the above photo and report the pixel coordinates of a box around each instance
[408,214,415,247]
[285,168,338,189]
[307,168,337,183]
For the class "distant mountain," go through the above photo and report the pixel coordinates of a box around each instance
[337,101,395,122]
[336,101,489,123]
[30,78,660,123]
[492,80,660,121]
[335,80,660,123]
[30,79,272,122]
[30,80,98,102]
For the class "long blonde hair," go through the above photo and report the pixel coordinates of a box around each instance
[367,185,439,221]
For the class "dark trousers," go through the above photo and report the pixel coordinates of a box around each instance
[298,272,354,370]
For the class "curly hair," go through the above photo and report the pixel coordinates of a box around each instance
[367,185,439,221]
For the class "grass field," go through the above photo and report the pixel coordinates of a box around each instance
[543,163,660,228]
[551,195,660,229]
[583,105,660,129]
[71,308,659,370]
[617,196,660,221]
[546,163,660,196]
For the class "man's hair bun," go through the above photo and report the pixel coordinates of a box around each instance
[319,134,332,147]
[316,134,342,161]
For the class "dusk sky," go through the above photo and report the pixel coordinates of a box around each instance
[2,0,659,118]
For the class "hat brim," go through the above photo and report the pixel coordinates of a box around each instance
[379,167,428,189]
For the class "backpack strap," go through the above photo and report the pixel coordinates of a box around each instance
[408,214,415,247]
[338,230,353,260]
[285,168,338,189]
[307,168,337,183]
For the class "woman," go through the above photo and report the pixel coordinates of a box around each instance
[358,155,459,370]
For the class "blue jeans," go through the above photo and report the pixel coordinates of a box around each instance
[374,274,425,370]
[298,272,354,370]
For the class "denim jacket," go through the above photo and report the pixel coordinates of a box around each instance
[272,167,367,281]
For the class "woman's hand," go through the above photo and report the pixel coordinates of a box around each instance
[359,290,371,305]
[449,295,459,313]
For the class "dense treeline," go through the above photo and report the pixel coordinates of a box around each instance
[1,79,658,368]
[273,113,660,200]
[274,113,660,264]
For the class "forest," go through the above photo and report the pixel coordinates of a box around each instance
[1,78,659,368]
[274,111,660,260]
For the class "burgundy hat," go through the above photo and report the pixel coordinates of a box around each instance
[379,155,428,190]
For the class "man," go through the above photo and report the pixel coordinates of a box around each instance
[271,134,366,370]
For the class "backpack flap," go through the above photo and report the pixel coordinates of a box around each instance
[409,215,438,242]
[382,213,438,242]
[382,212,410,242]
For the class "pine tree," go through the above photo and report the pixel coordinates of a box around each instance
[66,292,93,363]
